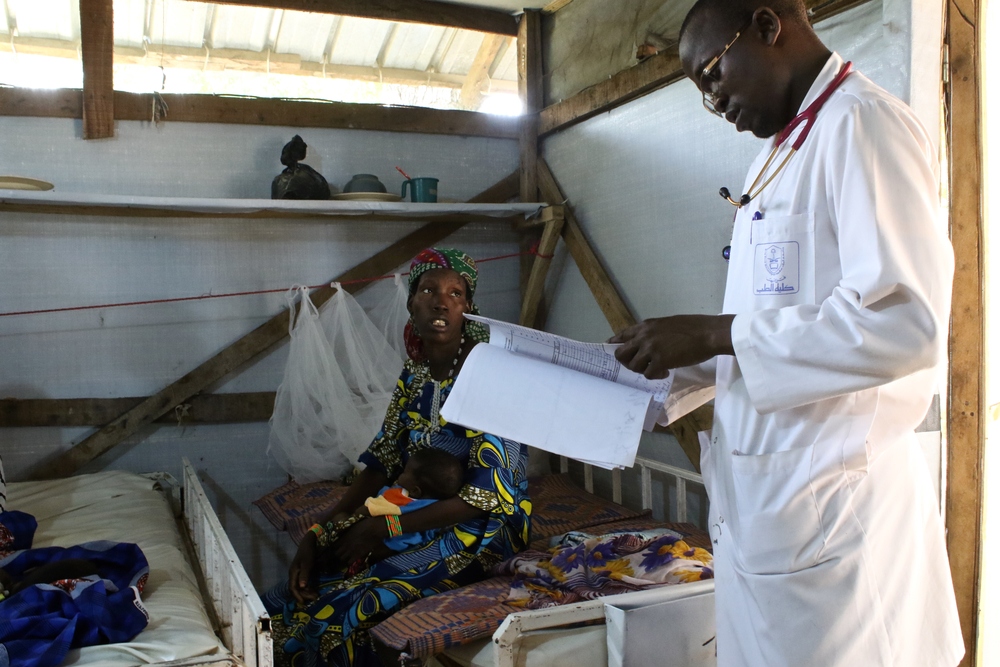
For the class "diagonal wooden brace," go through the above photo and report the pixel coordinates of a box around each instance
[31,171,519,480]
[518,215,565,328]
[538,158,711,469]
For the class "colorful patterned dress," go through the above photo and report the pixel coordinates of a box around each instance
[267,359,532,666]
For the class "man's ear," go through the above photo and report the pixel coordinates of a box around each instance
[751,7,782,47]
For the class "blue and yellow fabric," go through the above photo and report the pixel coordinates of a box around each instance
[266,361,531,666]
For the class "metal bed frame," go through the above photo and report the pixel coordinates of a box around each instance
[174,452,703,667]
[181,458,273,667]
[486,455,709,667]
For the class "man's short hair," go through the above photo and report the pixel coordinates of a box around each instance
[409,449,465,499]
[680,0,811,44]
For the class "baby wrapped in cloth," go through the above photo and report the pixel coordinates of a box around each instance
[312,449,465,571]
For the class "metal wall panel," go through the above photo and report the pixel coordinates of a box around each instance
[0,116,520,591]
[541,0,921,484]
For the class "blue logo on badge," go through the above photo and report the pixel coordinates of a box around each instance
[753,241,800,295]
[764,245,784,275]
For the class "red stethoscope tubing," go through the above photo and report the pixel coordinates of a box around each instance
[721,61,854,208]
[776,61,854,151]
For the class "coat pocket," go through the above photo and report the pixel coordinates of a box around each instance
[750,212,815,305]
[729,444,824,574]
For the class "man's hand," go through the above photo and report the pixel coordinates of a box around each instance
[610,314,736,379]
[330,516,388,565]
[288,533,319,603]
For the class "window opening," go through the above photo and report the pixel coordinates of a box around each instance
[0,0,523,116]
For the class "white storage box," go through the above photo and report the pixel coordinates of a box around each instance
[605,580,716,667]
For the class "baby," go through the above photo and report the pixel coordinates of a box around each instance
[308,449,465,576]
[356,448,465,552]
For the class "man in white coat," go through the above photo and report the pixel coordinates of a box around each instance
[611,0,965,664]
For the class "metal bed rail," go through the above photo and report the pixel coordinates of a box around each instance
[182,458,273,667]
[559,454,705,523]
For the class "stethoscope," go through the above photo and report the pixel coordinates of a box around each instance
[719,61,853,261]
[719,61,854,209]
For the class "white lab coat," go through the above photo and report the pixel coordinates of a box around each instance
[662,53,964,667]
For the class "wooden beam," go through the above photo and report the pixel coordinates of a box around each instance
[518,9,545,325]
[542,0,576,13]
[459,34,511,110]
[79,0,115,139]
[0,87,520,139]
[198,0,519,36]
[944,0,985,661]
[539,45,683,137]
[538,155,705,472]
[0,36,517,95]
[537,0,875,138]
[518,216,565,327]
[28,170,520,480]
[0,393,276,427]
[517,10,544,204]
[538,159,636,333]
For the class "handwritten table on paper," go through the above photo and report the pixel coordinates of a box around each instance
[440,315,672,470]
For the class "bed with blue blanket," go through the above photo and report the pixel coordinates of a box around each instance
[3,467,250,667]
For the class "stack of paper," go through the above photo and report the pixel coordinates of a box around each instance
[440,315,671,470]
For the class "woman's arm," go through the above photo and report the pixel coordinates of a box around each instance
[330,497,487,564]
[287,466,388,603]
[314,466,388,525]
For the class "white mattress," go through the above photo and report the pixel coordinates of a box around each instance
[6,470,230,666]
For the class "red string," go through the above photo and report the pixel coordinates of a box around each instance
[0,248,553,319]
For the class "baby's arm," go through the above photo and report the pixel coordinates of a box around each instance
[6,559,100,595]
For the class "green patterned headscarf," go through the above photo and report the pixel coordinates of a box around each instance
[405,247,490,361]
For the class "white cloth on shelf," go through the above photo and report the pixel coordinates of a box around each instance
[662,52,963,667]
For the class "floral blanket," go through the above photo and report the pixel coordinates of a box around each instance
[496,529,713,609]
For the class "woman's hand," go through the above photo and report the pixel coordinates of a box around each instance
[330,517,388,565]
[288,533,319,603]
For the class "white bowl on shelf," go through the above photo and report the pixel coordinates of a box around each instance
[0,176,54,191]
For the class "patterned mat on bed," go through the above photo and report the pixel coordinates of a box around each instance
[253,474,710,658]
[370,518,712,658]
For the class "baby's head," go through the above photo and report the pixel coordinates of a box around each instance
[396,449,464,500]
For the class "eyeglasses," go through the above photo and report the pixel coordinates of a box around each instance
[700,25,747,116]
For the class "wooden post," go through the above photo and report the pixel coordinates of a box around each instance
[79,0,115,140]
[517,9,545,324]
[517,10,543,203]
[945,0,985,662]
[30,171,519,480]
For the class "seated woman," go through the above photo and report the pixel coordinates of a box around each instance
[264,248,532,667]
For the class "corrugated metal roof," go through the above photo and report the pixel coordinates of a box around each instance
[1,0,524,98]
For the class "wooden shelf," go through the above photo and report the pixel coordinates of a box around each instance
[0,190,553,225]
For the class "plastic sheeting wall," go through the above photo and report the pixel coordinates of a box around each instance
[0,118,520,590]
[540,0,945,520]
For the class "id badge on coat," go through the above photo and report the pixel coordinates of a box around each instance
[749,212,815,305]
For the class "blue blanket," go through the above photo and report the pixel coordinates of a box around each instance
[0,512,149,667]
